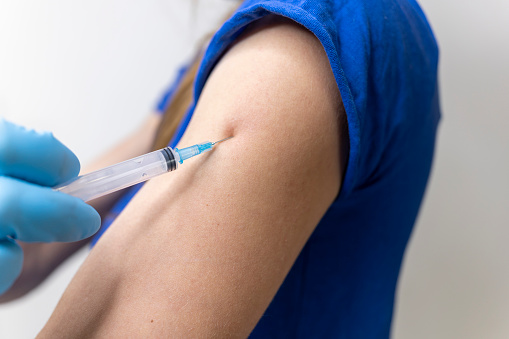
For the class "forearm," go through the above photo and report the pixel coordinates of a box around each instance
[0,240,89,303]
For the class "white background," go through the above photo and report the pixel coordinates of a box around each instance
[0,0,507,338]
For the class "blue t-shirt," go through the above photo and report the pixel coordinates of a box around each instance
[93,0,441,337]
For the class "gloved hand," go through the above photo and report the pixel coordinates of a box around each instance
[0,119,100,295]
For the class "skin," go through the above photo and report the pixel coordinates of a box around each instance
[38,16,348,338]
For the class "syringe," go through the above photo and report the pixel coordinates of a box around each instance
[53,137,232,202]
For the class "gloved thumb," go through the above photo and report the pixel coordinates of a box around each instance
[0,239,23,295]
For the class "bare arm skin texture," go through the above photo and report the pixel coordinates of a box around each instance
[39,16,348,338]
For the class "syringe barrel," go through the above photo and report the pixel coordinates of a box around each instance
[54,147,178,202]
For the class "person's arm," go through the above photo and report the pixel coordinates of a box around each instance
[39,16,348,338]
[0,114,161,303]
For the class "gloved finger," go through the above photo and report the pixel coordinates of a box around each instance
[0,119,80,187]
[0,176,101,243]
[0,238,23,295]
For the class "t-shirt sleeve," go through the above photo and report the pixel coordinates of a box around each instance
[191,0,440,198]
[154,64,189,114]
[191,2,362,197]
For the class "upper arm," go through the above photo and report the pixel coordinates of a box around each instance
[40,16,348,338]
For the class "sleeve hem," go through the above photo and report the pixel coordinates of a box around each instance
[193,2,361,197]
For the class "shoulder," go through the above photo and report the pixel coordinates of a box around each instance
[39,12,349,338]
[195,13,345,140]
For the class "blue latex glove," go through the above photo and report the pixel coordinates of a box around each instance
[0,119,100,295]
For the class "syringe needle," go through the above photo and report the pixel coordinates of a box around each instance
[56,136,234,202]
[212,136,233,145]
